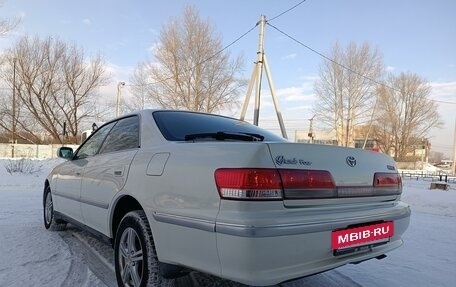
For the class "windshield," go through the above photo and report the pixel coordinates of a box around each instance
[153,111,286,142]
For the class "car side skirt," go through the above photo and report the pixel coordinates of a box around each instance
[54,211,113,246]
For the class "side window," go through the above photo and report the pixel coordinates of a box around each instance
[99,116,140,154]
[74,122,116,159]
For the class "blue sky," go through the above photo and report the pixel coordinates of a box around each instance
[1,0,455,156]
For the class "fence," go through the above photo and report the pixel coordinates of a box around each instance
[0,143,79,159]
[399,169,456,183]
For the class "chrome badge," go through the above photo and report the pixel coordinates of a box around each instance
[346,156,357,167]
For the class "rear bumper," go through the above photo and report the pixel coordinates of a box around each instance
[216,202,410,238]
[215,201,411,286]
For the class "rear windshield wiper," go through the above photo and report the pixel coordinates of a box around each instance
[184,131,264,142]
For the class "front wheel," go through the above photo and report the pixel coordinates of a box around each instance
[114,210,174,287]
[43,186,66,231]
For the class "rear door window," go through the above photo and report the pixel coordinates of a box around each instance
[99,116,140,154]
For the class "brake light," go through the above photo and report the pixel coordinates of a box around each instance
[279,170,337,199]
[214,169,283,200]
[214,169,400,200]
[373,173,402,195]
[374,173,402,187]
[279,170,335,189]
[214,168,337,200]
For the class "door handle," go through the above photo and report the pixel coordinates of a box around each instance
[114,170,123,176]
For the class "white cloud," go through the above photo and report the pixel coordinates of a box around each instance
[148,28,159,35]
[428,81,456,157]
[82,18,92,25]
[283,53,297,60]
[147,42,160,54]
[386,66,395,72]
[299,75,319,82]
[278,87,305,101]
[234,82,317,134]
[97,62,135,104]
[430,81,456,101]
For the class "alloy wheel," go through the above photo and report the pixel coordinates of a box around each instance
[44,192,53,225]
[118,227,144,287]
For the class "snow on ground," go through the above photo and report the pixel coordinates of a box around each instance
[0,158,455,287]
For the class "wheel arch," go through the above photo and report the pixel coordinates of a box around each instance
[43,180,50,205]
[110,194,144,242]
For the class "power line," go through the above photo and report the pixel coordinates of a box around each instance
[267,22,393,90]
[268,0,308,22]
[267,22,456,105]
[432,99,456,105]
[126,23,258,88]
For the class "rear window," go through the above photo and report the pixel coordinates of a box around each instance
[153,111,285,142]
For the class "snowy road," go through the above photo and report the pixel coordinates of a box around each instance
[0,159,455,287]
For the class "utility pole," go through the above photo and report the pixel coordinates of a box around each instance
[452,118,456,175]
[116,81,125,117]
[240,15,287,139]
[308,115,315,143]
[362,95,379,149]
[12,58,16,158]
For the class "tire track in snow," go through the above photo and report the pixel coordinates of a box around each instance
[60,231,116,287]
[72,232,115,273]
[61,228,366,287]
[331,270,364,287]
[60,232,90,287]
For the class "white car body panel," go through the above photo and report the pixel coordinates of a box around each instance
[125,142,277,275]
[51,161,85,222]
[46,109,411,286]
[80,149,137,235]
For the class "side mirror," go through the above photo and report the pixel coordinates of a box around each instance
[57,147,74,159]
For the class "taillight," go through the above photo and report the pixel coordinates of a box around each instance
[214,169,401,201]
[214,169,283,200]
[214,168,336,200]
[279,170,337,199]
[374,173,402,187]
[373,173,402,195]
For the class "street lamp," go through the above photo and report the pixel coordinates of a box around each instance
[116,81,125,117]
[12,58,17,158]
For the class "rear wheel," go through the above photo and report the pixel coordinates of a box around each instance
[43,186,66,231]
[114,210,174,287]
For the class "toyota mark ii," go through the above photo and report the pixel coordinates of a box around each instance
[43,110,411,286]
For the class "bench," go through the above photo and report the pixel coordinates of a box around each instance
[430,182,450,191]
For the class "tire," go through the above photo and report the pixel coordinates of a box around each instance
[114,210,174,287]
[43,186,67,231]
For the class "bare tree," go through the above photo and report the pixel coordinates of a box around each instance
[373,73,441,161]
[0,17,19,36]
[313,42,383,146]
[130,5,245,113]
[0,2,22,144]
[127,67,155,111]
[62,45,108,137]
[0,1,21,37]
[0,36,109,144]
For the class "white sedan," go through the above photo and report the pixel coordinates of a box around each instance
[43,109,410,287]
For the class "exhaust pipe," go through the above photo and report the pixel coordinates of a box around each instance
[376,254,387,260]
[351,254,387,265]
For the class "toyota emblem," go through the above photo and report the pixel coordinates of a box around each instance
[346,156,357,167]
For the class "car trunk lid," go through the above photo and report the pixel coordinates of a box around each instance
[266,142,400,207]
